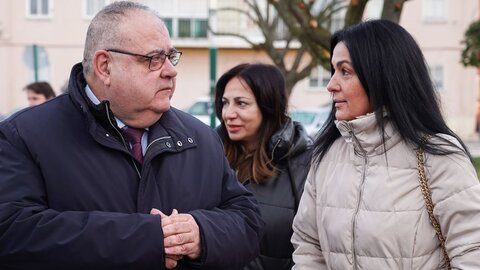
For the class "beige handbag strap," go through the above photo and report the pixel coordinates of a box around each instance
[416,146,452,269]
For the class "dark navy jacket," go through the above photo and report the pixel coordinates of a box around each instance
[0,63,263,270]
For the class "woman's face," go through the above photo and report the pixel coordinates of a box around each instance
[327,42,373,121]
[221,77,263,149]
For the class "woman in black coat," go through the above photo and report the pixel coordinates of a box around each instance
[215,63,313,270]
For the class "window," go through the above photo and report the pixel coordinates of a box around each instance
[330,14,344,33]
[176,19,207,38]
[429,65,444,90]
[192,19,207,38]
[309,66,331,89]
[143,0,209,39]
[24,45,51,82]
[26,0,52,18]
[423,0,447,22]
[178,19,191,38]
[311,0,345,33]
[84,0,108,18]
[274,18,289,40]
[163,18,173,36]
[268,6,289,40]
[365,0,383,20]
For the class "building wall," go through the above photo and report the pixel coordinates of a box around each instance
[0,0,89,113]
[400,0,478,138]
[0,0,478,139]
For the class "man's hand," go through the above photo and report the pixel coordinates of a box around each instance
[150,208,202,268]
[160,209,201,260]
[151,208,183,269]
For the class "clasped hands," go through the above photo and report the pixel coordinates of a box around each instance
[150,208,201,269]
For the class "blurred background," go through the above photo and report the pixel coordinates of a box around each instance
[0,0,479,143]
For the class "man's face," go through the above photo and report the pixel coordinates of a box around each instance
[27,90,48,107]
[104,11,178,128]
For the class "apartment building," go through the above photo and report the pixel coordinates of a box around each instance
[0,0,477,138]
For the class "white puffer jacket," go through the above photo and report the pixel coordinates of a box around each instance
[292,113,480,270]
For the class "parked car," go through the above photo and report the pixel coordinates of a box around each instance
[184,97,220,127]
[289,105,331,138]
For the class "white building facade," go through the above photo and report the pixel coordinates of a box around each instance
[0,0,478,138]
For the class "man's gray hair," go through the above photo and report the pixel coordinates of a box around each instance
[82,1,162,77]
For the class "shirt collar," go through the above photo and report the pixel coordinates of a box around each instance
[84,84,126,129]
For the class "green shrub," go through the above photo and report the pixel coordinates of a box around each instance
[474,157,480,178]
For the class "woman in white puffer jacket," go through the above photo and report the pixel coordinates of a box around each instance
[291,19,480,270]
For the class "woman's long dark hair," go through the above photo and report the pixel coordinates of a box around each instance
[313,19,471,163]
[215,63,288,183]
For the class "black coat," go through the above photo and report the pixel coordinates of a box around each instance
[218,120,313,270]
[0,63,263,270]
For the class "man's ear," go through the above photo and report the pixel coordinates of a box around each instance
[92,50,112,86]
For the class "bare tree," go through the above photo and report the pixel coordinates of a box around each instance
[212,0,410,97]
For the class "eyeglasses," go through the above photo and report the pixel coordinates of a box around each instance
[106,49,182,71]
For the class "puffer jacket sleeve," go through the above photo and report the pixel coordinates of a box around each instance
[187,145,264,269]
[426,138,480,269]
[0,121,165,269]
[291,165,327,269]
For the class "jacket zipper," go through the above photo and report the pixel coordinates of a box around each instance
[349,128,368,270]
[105,103,141,179]
[142,136,175,174]
[145,136,172,153]
[270,139,281,160]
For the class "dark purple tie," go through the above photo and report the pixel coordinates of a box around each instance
[121,127,144,164]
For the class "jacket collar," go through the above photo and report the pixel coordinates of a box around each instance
[335,111,401,156]
[67,63,124,142]
[268,118,313,162]
[150,108,197,145]
[66,63,197,153]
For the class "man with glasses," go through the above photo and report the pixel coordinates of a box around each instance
[0,2,263,270]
